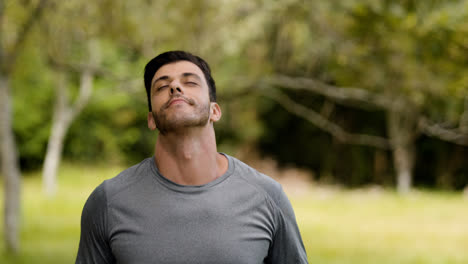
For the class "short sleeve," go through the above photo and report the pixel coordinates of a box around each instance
[76,183,115,264]
[266,187,308,264]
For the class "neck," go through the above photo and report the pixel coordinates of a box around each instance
[154,126,228,185]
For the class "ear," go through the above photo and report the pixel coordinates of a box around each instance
[209,103,222,122]
[147,112,157,130]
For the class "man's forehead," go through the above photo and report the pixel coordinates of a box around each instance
[152,60,204,81]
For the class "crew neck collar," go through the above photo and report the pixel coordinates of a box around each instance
[150,153,234,193]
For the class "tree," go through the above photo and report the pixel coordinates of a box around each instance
[39,0,103,194]
[259,75,468,193]
[0,0,48,253]
[253,0,468,193]
[42,41,100,195]
[38,0,273,193]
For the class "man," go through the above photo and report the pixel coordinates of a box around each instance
[76,51,308,264]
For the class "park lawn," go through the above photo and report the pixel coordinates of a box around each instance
[291,188,468,264]
[0,163,467,264]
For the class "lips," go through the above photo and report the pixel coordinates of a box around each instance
[162,95,195,110]
[164,97,192,109]
[168,98,187,106]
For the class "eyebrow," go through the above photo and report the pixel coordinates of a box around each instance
[152,75,169,88]
[152,72,202,88]
[181,72,202,81]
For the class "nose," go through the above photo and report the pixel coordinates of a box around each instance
[170,86,183,95]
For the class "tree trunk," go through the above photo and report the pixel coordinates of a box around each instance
[42,68,94,196]
[0,75,21,253]
[387,110,417,194]
[42,109,73,195]
[42,75,73,195]
[392,143,415,193]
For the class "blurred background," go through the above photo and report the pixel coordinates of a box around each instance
[1,0,468,263]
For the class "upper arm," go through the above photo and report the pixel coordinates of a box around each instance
[266,186,308,264]
[76,183,115,264]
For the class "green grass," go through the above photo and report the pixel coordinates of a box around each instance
[1,164,468,263]
[292,188,468,264]
[0,163,125,264]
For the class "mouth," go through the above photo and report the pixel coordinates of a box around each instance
[168,98,187,106]
[165,97,191,108]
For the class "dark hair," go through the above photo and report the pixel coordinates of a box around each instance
[144,50,216,111]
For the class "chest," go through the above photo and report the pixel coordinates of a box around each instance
[107,190,275,264]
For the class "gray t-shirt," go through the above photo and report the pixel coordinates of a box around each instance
[76,154,308,264]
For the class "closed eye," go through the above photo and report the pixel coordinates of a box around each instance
[157,85,169,91]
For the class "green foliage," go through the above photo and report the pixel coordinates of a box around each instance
[11,40,54,170]
[6,0,468,188]
[64,90,155,165]
[255,0,468,188]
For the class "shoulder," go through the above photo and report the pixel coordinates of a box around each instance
[227,156,302,238]
[96,157,155,201]
[227,155,286,208]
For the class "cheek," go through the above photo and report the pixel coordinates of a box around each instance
[151,95,166,109]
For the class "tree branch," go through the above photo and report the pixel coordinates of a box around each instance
[7,0,49,71]
[48,57,117,79]
[0,0,5,72]
[256,74,468,149]
[459,96,468,133]
[419,117,468,146]
[217,88,255,102]
[263,75,408,112]
[69,40,101,119]
[261,88,391,149]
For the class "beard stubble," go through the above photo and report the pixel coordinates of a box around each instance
[152,95,211,135]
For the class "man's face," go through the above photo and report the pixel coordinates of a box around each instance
[148,60,216,134]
